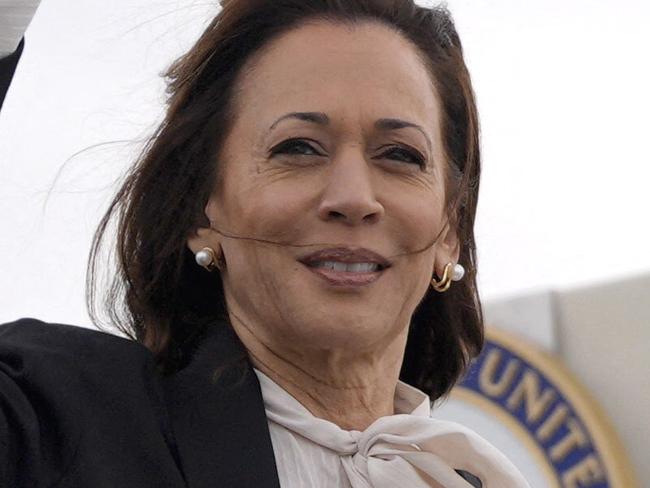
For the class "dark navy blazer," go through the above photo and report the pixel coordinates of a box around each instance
[0,318,282,487]
[0,318,482,487]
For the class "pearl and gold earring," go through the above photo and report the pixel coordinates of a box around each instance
[195,246,223,272]
[431,262,465,292]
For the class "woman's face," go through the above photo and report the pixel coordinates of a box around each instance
[190,20,459,353]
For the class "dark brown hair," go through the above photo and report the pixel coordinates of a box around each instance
[87,0,483,401]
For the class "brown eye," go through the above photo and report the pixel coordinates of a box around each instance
[380,146,426,169]
[270,139,322,157]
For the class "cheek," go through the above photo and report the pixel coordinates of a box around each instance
[383,186,446,259]
[217,170,319,272]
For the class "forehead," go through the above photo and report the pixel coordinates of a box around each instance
[233,20,441,135]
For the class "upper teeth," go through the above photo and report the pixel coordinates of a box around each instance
[312,261,380,272]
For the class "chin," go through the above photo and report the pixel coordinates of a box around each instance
[288,308,400,351]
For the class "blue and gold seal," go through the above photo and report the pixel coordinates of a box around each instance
[435,327,638,487]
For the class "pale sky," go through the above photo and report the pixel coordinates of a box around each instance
[1,0,648,327]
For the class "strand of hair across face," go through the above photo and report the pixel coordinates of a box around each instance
[207,219,449,261]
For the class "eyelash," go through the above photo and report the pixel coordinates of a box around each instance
[270,139,426,169]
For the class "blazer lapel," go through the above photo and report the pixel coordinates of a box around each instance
[162,320,281,488]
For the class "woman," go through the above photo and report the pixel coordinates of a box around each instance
[0,0,530,486]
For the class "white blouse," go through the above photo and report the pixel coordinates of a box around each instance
[253,368,530,488]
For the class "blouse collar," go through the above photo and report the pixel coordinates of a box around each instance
[254,367,430,419]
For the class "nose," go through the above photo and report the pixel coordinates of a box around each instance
[317,150,385,226]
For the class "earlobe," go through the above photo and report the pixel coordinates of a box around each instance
[186,227,211,254]
[185,196,221,254]
[433,219,461,279]
[204,198,220,227]
[450,238,461,264]
[442,219,461,263]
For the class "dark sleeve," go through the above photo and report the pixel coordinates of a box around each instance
[0,318,84,487]
[0,318,167,488]
[0,37,25,112]
[0,345,43,486]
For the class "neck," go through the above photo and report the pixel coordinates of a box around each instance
[228,312,409,431]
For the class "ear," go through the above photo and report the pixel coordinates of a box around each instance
[434,217,461,277]
[186,197,222,254]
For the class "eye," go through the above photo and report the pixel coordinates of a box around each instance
[379,145,426,169]
[269,139,322,157]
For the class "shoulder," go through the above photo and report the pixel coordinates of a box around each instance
[0,317,152,365]
[0,317,157,401]
[0,319,168,486]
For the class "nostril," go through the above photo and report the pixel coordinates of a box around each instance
[329,210,345,219]
[362,213,379,224]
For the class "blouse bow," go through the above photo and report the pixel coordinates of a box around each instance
[254,369,530,488]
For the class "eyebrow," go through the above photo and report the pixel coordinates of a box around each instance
[269,111,329,130]
[268,111,432,152]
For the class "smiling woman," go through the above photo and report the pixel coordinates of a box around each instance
[1,1,529,487]
[187,20,459,411]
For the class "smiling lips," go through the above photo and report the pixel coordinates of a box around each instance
[298,247,391,286]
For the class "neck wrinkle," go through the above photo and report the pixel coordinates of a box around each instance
[227,310,410,431]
